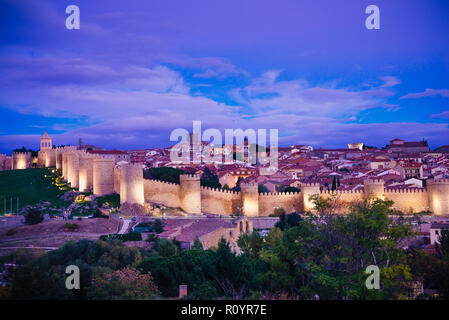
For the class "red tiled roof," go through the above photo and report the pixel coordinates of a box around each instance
[87,150,128,155]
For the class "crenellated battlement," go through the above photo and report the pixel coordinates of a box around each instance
[259,191,300,197]
[301,182,320,188]
[179,173,201,181]
[200,185,239,195]
[364,179,384,184]
[385,187,426,193]
[12,151,31,155]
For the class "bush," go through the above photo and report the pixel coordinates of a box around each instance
[273,207,286,217]
[143,167,185,183]
[24,207,44,225]
[63,223,79,231]
[99,232,142,242]
[94,209,109,219]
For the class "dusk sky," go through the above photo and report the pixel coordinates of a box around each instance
[0,0,448,153]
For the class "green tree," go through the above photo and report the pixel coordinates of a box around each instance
[435,229,449,261]
[200,167,221,189]
[24,207,44,225]
[192,237,204,250]
[237,232,263,257]
[153,219,165,234]
[155,239,179,257]
[331,176,337,191]
[258,184,269,193]
[89,267,160,299]
[143,167,185,183]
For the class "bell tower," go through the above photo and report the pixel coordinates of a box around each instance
[40,132,52,151]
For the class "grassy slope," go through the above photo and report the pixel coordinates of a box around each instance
[0,168,65,214]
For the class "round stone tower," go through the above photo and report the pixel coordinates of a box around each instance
[179,174,201,214]
[363,179,385,200]
[67,152,80,189]
[240,183,259,217]
[300,183,321,212]
[93,155,115,196]
[427,179,449,216]
[62,152,68,180]
[120,163,144,205]
[11,152,31,170]
[55,149,62,170]
[78,152,94,192]
[45,149,56,167]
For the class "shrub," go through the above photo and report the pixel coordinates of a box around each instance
[94,209,109,219]
[24,207,44,225]
[63,223,79,231]
[99,232,142,242]
[273,207,286,217]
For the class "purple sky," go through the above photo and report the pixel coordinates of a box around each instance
[0,0,448,153]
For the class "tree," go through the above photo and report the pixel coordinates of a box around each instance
[331,176,337,191]
[192,237,203,250]
[89,267,160,299]
[284,186,300,193]
[258,184,269,193]
[143,167,185,183]
[337,178,341,188]
[153,219,164,234]
[237,232,263,257]
[24,207,44,225]
[155,239,179,257]
[275,212,302,230]
[200,167,221,189]
[435,229,449,261]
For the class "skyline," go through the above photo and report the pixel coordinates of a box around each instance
[1,0,449,153]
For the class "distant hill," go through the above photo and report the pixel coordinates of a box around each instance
[433,145,449,153]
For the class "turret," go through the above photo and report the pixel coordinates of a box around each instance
[301,182,321,212]
[363,179,385,200]
[427,179,449,216]
[45,149,56,167]
[179,174,201,214]
[67,152,80,188]
[55,149,62,170]
[120,163,144,205]
[240,183,259,217]
[78,152,93,192]
[92,155,115,196]
[11,152,31,170]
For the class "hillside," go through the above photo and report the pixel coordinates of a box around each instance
[0,168,66,214]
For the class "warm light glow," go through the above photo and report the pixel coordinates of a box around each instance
[16,159,26,169]
[243,199,258,216]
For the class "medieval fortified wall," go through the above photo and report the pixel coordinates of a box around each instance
[12,147,449,217]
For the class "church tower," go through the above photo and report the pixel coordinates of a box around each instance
[40,132,52,151]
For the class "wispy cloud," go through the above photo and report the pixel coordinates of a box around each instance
[430,110,449,119]
[400,88,449,99]
[379,76,401,88]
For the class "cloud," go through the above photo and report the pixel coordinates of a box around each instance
[430,110,449,119]
[400,88,449,99]
[160,56,249,79]
[232,71,395,118]
[379,76,401,88]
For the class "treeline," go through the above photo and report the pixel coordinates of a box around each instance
[1,198,449,299]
